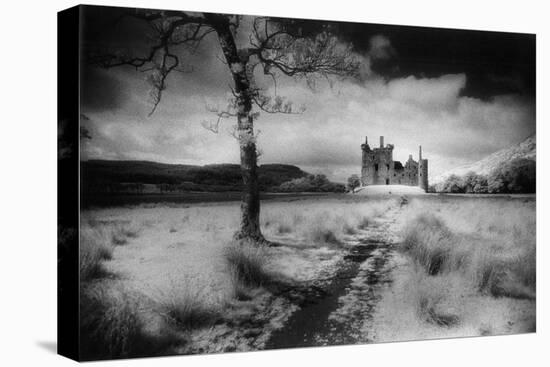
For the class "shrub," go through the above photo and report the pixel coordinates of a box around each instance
[276,223,293,235]
[80,228,113,282]
[417,289,460,327]
[488,158,536,193]
[309,225,340,246]
[441,174,465,193]
[158,286,220,329]
[80,284,179,360]
[403,211,535,300]
[401,213,456,275]
[514,242,536,290]
[80,285,142,359]
[357,216,370,230]
[111,222,141,246]
[347,174,361,192]
[473,245,535,300]
[278,174,345,193]
[343,223,358,235]
[437,172,489,194]
[224,241,272,288]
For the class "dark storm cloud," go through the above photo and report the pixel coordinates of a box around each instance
[335,22,535,99]
[78,6,536,182]
[81,67,126,111]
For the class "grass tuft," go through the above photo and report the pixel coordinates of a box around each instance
[418,295,460,327]
[411,272,462,328]
[401,213,455,275]
[343,224,358,235]
[80,284,179,360]
[80,228,113,282]
[357,216,370,230]
[275,223,293,235]
[111,223,142,246]
[158,286,220,329]
[310,226,340,246]
[403,210,536,300]
[224,240,273,289]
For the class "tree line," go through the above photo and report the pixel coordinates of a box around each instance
[435,158,535,194]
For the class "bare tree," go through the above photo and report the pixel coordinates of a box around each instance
[347,174,361,193]
[93,10,360,244]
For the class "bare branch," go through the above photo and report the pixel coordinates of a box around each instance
[251,93,305,114]
[89,10,215,116]
[201,99,238,133]
[248,19,360,83]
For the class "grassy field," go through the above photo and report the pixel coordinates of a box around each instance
[78,194,536,359]
[369,195,536,341]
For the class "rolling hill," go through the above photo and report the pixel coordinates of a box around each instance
[80,160,311,192]
[434,134,536,185]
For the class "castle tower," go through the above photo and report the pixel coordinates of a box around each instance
[418,145,429,192]
[360,135,426,189]
[361,136,394,186]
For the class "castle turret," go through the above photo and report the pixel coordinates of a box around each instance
[418,145,428,192]
[361,135,426,189]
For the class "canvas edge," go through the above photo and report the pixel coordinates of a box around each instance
[57,4,82,362]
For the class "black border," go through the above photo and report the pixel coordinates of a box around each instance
[57,5,81,361]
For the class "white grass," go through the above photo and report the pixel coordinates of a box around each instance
[80,226,113,281]
[369,196,536,342]
[261,198,395,247]
[355,185,426,195]
[79,195,535,355]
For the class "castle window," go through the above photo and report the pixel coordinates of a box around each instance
[374,164,378,171]
[386,164,390,170]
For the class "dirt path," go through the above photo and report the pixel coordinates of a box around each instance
[265,205,401,349]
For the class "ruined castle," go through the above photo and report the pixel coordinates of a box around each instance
[361,136,428,191]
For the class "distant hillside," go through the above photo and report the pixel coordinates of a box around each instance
[434,134,536,185]
[81,160,311,192]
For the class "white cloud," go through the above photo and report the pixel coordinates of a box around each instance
[368,34,395,60]
[386,74,466,111]
[82,53,534,184]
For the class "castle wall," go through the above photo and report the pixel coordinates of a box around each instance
[361,136,427,189]
[404,157,419,186]
[392,166,406,184]
[419,159,428,191]
[361,136,394,185]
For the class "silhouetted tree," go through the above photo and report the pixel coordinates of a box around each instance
[93,10,359,243]
[488,158,535,193]
[347,174,361,193]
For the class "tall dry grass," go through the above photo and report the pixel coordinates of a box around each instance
[224,240,274,297]
[402,212,535,298]
[80,220,183,359]
[80,283,180,360]
[80,227,113,282]
[398,197,535,331]
[156,279,222,329]
[111,221,142,245]
[261,199,395,247]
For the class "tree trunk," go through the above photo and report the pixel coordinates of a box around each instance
[208,15,265,244]
[234,111,263,242]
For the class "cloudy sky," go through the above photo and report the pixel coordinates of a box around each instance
[80,6,535,182]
